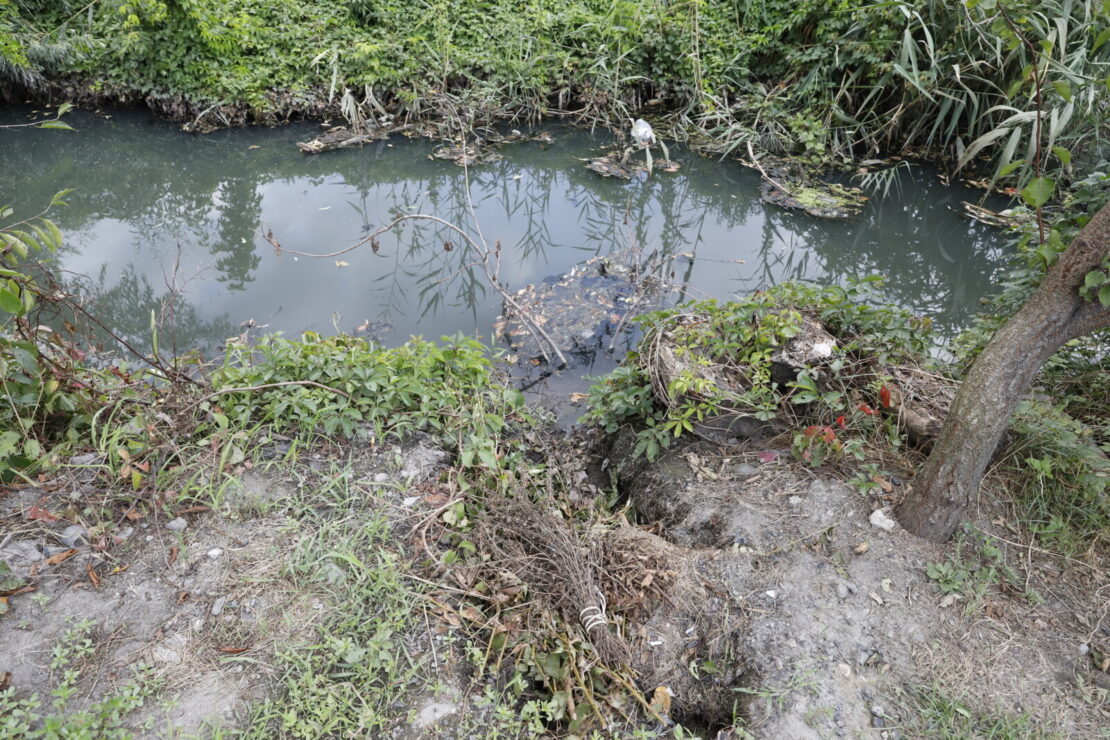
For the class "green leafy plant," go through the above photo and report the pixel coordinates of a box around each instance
[585,279,932,462]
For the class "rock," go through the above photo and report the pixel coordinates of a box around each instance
[211,596,227,617]
[207,548,223,560]
[837,583,851,600]
[871,705,886,718]
[373,472,389,483]
[729,462,759,478]
[413,701,457,729]
[165,517,188,532]
[869,509,898,532]
[59,524,88,548]
[151,633,188,664]
[116,526,134,541]
[0,540,42,567]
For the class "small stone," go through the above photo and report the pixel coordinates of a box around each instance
[731,463,758,478]
[211,596,227,617]
[414,701,457,728]
[838,663,851,677]
[165,517,188,532]
[788,495,803,508]
[116,526,134,541]
[837,583,851,600]
[207,548,224,560]
[1079,643,1089,656]
[872,716,886,728]
[69,452,100,466]
[765,590,777,600]
[871,705,886,718]
[59,524,88,548]
[402,496,420,508]
[869,509,898,532]
[373,473,389,483]
[145,535,155,542]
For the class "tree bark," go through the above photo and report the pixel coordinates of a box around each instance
[896,203,1110,542]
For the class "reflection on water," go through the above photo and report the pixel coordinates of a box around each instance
[1,107,1012,358]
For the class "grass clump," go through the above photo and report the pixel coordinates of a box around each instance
[239,466,425,738]
[901,685,1058,740]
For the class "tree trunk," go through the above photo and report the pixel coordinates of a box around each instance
[897,203,1110,542]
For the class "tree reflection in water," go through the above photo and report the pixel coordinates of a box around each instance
[0,107,1012,359]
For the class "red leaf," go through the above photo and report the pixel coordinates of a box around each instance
[879,385,893,409]
[857,403,874,416]
[835,415,847,428]
[803,425,820,438]
[822,427,836,443]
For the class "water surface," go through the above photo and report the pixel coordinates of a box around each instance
[1,107,1012,364]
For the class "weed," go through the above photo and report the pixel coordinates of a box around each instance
[901,684,1059,739]
[0,619,158,739]
[925,529,1037,612]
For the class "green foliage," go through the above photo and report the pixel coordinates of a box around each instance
[212,332,524,462]
[1007,400,1109,554]
[584,279,932,461]
[925,528,1033,611]
[3,0,1104,182]
[0,192,93,482]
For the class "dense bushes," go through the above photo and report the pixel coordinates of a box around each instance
[2,1,1106,177]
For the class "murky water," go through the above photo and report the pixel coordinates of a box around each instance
[2,107,1011,364]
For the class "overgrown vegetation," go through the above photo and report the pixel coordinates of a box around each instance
[1,1,1105,182]
[584,278,934,463]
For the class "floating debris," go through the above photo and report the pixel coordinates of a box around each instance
[430,144,502,166]
[754,157,866,220]
[584,152,680,179]
[495,250,670,373]
[296,124,397,153]
[960,202,1026,228]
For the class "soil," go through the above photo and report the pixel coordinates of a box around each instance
[1,431,1107,737]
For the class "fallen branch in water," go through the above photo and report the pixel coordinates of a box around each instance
[261,165,570,369]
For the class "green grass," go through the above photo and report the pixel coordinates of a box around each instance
[234,461,427,738]
[903,685,1060,740]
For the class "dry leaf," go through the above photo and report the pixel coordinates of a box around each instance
[177,591,189,603]
[218,646,249,654]
[869,592,884,606]
[568,393,589,404]
[0,584,35,598]
[124,507,143,521]
[871,474,894,493]
[45,548,78,566]
[86,561,100,589]
[109,564,131,576]
[167,546,179,567]
[853,542,869,554]
[459,606,483,623]
[0,671,10,691]
[27,504,60,522]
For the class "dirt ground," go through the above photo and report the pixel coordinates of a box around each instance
[1,433,1108,738]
